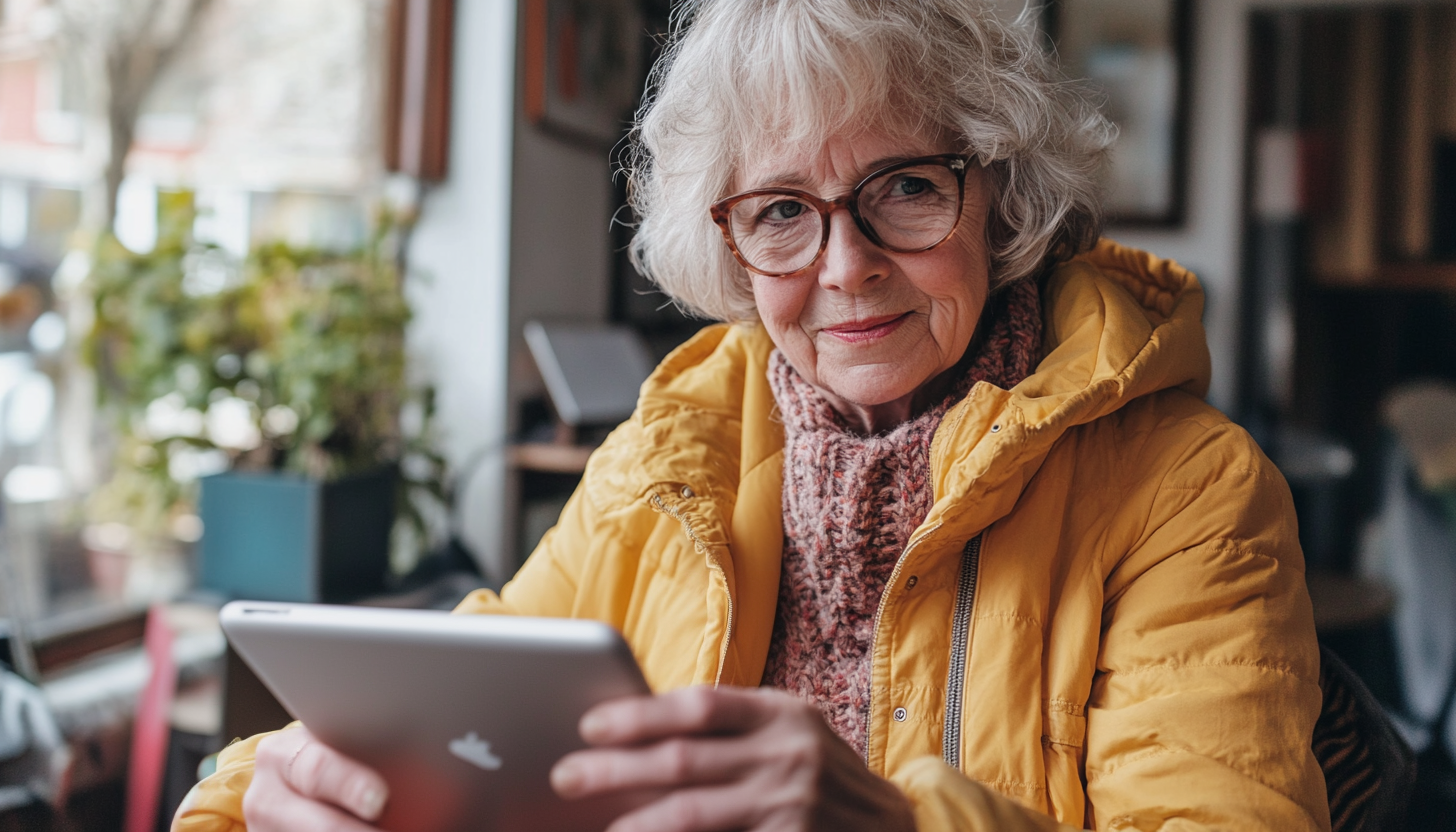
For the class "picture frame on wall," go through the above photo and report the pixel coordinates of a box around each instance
[524,0,644,147]
[384,0,455,182]
[1048,0,1192,226]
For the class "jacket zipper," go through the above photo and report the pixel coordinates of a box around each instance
[650,492,735,685]
[942,533,984,769]
[862,523,941,766]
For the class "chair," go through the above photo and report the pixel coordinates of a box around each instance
[1314,645,1417,832]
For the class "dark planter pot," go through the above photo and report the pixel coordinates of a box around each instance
[198,466,397,603]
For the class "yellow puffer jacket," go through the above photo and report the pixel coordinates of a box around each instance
[175,240,1330,831]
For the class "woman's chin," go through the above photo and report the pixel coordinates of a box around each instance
[817,368,932,412]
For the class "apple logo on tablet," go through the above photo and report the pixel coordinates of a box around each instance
[449,732,503,770]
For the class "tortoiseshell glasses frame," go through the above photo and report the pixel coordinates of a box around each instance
[709,153,971,277]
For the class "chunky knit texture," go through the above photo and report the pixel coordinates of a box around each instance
[762,279,1043,756]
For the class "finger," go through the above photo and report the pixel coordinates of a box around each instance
[258,728,389,821]
[552,734,768,799]
[244,781,385,832]
[579,687,771,746]
[603,781,797,832]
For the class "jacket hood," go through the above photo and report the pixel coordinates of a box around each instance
[922,238,1211,539]
[1023,237,1211,421]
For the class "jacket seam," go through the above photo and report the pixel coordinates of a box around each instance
[1043,698,1087,748]
[1087,744,1311,816]
[638,403,745,424]
[1047,697,1085,716]
[973,610,1041,627]
[1109,419,1264,579]
[1085,745,1173,781]
[887,681,947,695]
[1128,422,1219,556]
[929,385,975,468]
[1105,658,1302,678]
[546,549,582,596]
[739,449,782,485]
[1120,537,1281,568]
[1156,475,1259,491]
[1188,538,1280,563]
[1148,422,1263,495]
[966,775,1047,795]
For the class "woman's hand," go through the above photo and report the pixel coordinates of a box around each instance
[550,686,917,832]
[243,724,389,831]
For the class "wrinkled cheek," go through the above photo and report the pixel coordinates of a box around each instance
[752,281,810,343]
[776,329,820,382]
[927,295,985,359]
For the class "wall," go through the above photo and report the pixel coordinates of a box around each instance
[504,104,615,417]
[404,0,518,581]
[499,21,617,572]
[407,0,616,583]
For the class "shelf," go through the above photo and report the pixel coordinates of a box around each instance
[508,442,595,474]
[0,603,149,676]
[1316,262,1456,293]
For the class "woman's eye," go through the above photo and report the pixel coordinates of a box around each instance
[762,200,806,222]
[891,176,931,196]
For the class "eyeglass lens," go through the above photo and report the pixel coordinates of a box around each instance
[724,161,963,275]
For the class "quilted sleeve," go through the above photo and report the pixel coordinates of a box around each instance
[1082,421,1330,831]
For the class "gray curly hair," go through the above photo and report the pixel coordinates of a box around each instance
[624,0,1114,323]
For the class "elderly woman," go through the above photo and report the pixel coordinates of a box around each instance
[177,0,1330,829]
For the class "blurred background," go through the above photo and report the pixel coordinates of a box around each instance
[0,0,1452,829]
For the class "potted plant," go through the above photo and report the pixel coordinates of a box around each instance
[84,192,445,602]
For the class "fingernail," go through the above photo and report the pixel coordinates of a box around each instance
[580,711,608,739]
[356,784,387,820]
[551,762,583,797]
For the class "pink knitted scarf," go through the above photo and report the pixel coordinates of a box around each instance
[761,278,1043,757]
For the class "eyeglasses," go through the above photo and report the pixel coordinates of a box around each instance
[710,154,970,277]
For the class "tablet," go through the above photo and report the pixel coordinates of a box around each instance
[220,601,653,832]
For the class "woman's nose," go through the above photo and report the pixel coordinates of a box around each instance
[815,208,888,293]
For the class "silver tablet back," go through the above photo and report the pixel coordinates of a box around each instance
[220,601,652,832]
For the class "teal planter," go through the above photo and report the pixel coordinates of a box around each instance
[198,467,397,602]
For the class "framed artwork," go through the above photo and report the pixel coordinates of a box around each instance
[524,0,644,147]
[384,0,455,181]
[1049,0,1191,226]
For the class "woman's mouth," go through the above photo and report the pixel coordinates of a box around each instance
[821,313,910,344]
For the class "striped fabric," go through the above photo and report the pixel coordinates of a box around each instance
[1313,655,1382,832]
